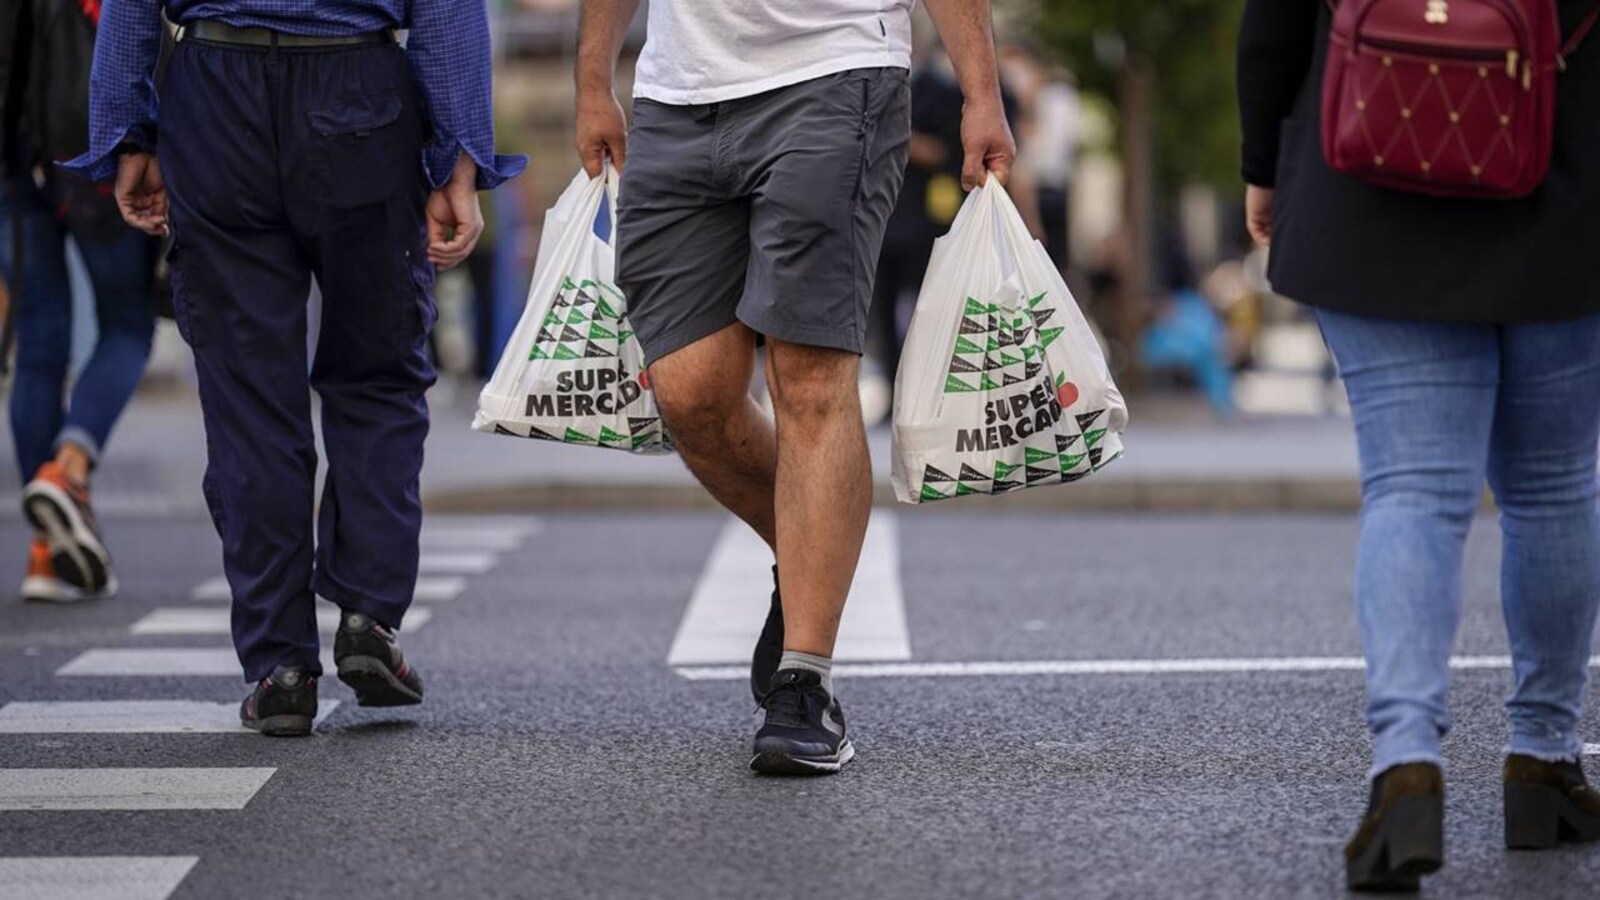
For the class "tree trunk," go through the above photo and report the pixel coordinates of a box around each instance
[1117,56,1157,389]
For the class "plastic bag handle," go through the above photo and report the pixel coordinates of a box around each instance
[597,163,622,249]
[603,162,620,212]
[980,179,1023,288]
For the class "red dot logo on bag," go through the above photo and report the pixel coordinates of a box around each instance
[1057,381,1080,408]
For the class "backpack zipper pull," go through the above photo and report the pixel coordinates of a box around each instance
[1507,49,1519,77]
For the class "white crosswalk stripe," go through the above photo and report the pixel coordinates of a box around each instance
[0,701,341,734]
[11,516,525,887]
[1588,744,1600,756]
[417,552,499,575]
[58,649,335,678]
[0,856,199,900]
[413,576,467,602]
[667,514,910,666]
[129,607,433,636]
[191,576,467,603]
[420,523,536,551]
[0,768,275,810]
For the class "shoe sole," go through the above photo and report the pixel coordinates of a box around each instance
[241,714,314,738]
[21,574,115,604]
[337,655,423,708]
[750,739,855,776]
[1346,794,1444,893]
[22,482,111,592]
[1505,782,1600,850]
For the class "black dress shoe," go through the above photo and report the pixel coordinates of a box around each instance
[240,665,318,737]
[1345,762,1444,893]
[1504,754,1600,850]
[750,565,783,704]
[334,610,423,707]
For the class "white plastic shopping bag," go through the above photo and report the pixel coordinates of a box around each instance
[891,179,1127,503]
[473,168,672,454]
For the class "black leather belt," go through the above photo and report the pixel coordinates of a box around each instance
[184,20,395,48]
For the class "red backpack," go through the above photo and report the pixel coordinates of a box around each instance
[1321,0,1600,199]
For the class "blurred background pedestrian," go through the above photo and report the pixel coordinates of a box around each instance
[1,0,159,604]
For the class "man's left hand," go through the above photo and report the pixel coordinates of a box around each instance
[959,96,1016,192]
[114,152,169,236]
[426,155,484,270]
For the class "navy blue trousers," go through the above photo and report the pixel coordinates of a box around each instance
[158,36,436,682]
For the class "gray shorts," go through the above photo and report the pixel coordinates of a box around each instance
[616,67,912,362]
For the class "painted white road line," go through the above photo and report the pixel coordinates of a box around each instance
[667,514,910,666]
[418,552,499,575]
[413,576,467,602]
[189,577,228,601]
[673,655,1600,681]
[0,856,198,900]
[57,649,334,678]
[421,522,537,550]
[130,608,433,636]
[0,768,275,811]
[192,576,467,603]
[0,701,340,734]
[1587,744,1599,756]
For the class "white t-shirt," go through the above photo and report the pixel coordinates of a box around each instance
[633,1,916,105]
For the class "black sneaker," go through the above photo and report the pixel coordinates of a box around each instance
[751,565,783,703]
[751,668,854,776]
[334,610,423,707]
[240,665,318,737]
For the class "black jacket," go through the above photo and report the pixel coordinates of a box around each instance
[1238,0,1600,324]
[0,0,32,179]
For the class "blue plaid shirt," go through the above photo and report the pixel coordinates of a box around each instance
[65,0,526,190]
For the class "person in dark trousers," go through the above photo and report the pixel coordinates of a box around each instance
[67,0,526,736]
[1240,0,1600,891]
[2,0,159,605]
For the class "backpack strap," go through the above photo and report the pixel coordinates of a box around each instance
[1560,3,1600,69]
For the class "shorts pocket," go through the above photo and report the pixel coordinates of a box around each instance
[308,91,406,209]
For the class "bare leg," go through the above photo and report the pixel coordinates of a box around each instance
[648,322,778,547]
[765,340,871,657]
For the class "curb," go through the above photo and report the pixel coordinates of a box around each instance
[422,478,1369,514]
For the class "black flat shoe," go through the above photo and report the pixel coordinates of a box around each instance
[750,565,783,704]
[240,665,318,737]
[334,610,423,707]
[1345,762,1444,893]
[1504,754,1600,850]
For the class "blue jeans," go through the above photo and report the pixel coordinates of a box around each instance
[1,178,156,482]
[1319,309,1600,776]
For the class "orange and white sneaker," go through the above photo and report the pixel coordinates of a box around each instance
[21,540,112,603]
[22,461,114,593]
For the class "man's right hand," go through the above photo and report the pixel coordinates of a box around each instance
[114,152,168,236]
[576,90,628,177]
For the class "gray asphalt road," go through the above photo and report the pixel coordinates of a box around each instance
[0,512,1596,899]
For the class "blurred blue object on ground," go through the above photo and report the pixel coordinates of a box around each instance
[1141,288,1235,417]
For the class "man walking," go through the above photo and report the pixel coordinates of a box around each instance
[68,0,524,736]
[576,0,1014,774]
